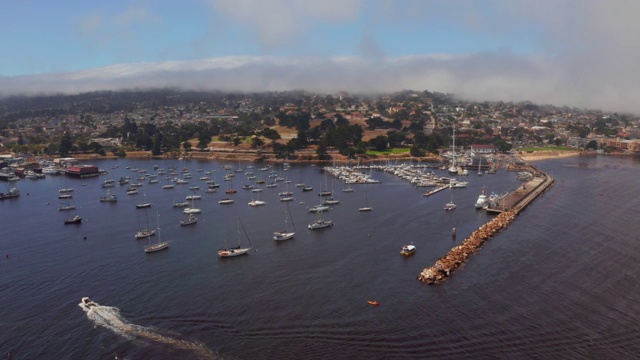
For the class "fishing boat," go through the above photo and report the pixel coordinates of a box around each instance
[273,202,295,241]
[0,187,20,200]
[145,213,169,253]
[64,215,82,224]
[99,190,117,202]
[475,186,488,209]
[400,245,416,256]
[218,218,253,257]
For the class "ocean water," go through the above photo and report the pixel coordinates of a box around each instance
[1,155,640,359]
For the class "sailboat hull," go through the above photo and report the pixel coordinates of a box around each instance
[218,247,252,257]
[273,232,295,241]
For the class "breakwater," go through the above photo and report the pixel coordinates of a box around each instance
[418,164,554,285]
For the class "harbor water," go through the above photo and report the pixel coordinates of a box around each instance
[1,155,640,359]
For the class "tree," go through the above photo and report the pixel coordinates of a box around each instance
[197,133,212,150]
[182,141,192,151]
[586,140,598,150]
[250,136,265,149]
[369,135,388,151]
[152,134,163,155]
[60,132,73,157]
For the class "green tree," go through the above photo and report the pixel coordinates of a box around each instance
[369,135,388,151]
[60,132,73,157]
[182,141,192,151]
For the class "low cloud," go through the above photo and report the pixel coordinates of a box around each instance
[2,53,638,113]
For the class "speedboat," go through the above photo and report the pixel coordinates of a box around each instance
[81,297,96,308]
[444,202,457,211]
[400,245,416,256]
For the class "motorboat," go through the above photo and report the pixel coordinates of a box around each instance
[64,215,82,224]
[444,202,457,211]
[400,245,416,256]
[81,297,96,308]
[183,207,202,214]
[173,201,189,207]
[218,198,235,205]
[136,202,151,209]
[367,300,380,306]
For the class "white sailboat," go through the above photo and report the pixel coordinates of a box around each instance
[135,208,156,239]
[358,191,373,212]
[448,122,458,175]
[145,213,169,253]
[274,202,295,241]
[248,191,266,207]
[308,210,333,230]
[218,218,253,257]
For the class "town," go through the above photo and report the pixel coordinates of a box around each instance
[1,88,639,167]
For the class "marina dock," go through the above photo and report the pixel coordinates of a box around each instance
[418,164,554,285]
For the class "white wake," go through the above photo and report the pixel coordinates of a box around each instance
[79,300,216,360]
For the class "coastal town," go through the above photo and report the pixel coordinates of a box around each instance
[1,89,640,165]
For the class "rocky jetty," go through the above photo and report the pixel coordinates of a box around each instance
[418,210,517,285]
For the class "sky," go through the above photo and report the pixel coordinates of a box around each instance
[2,0,640,113]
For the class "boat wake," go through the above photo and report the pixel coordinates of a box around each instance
[79,300,216,360]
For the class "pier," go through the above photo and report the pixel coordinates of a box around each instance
[418,164,554,285]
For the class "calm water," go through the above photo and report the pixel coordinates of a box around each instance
[2,156,640,359]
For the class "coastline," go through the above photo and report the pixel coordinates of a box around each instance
[516,150,588,162]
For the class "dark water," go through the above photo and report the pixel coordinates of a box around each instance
[2,156,640,359]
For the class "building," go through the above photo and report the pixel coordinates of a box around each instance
[470,144,496,155]
[66,165,100,178]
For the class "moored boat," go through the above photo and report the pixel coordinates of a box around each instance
[400,244,416,256]
[64,215,82,224]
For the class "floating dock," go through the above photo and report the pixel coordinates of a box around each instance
[418,164,554,285]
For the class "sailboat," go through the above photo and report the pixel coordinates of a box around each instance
[144,213,169,253]
[218,218,253,257]
[358,191,373,212]
[183,190,202,214]
[274,202,295,241]
[478,156,483,176]
[136,191,151,208]
[248,191,266,207]
[180,213,198,226]
[135,208,156,239]
[448,122,458,175]
[308,208,333,230]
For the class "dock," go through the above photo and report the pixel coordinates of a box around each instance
[418,164,554,285]
[422,185,448,197]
